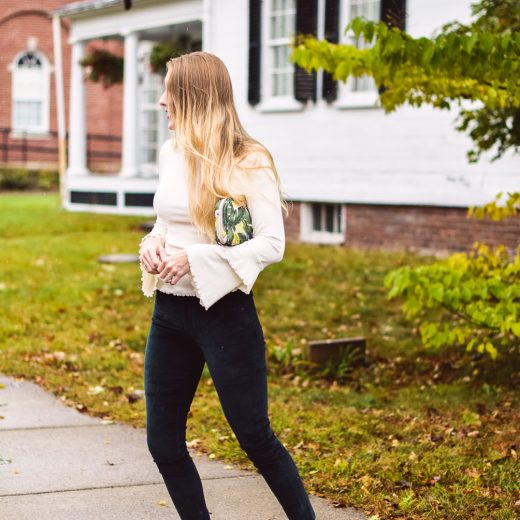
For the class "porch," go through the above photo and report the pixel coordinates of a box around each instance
[53,0,208,215]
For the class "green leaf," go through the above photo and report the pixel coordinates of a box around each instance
[466,33,478,54]
[480,32,494,54]
[430,284,444,303]
[501,31,511,50]
[350,17,364,39]
[485,341,498,360]
[422,45,435,65]
[511,322,520,337]
[385,31,403,54]
[363,21,375,43]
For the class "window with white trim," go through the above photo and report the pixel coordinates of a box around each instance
[137,41,168,177]
[254,0,335,111]
[300,202,345,244]
[259,0,304,111]
[11,51,50,134]
[334,0,381,108]
[250,0,403,109]
[268,0,296,97]
[349,0,380,91]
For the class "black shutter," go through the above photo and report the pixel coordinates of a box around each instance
[380,0,407,30]
[248,0,262,105]
[379,0,406,95]
[322,0,340,102]
[294,0,318,103]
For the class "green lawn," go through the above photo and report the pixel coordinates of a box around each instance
[1,192,518,519]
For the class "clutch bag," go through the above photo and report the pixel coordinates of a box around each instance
[214,197,253,246]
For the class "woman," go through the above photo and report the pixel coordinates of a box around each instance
[138,51,317,520]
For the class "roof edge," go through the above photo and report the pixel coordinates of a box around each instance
[51,0,127,17]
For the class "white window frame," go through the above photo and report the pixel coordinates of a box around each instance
[300,201,346,244]
[256,0,305,113]
[10,50,51,135]
[333,0,382,109]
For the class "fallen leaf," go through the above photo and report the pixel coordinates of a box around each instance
[87,385,105,395]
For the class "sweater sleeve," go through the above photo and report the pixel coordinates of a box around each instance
[183,167,285,310]
[146,214,168,240]
[140,139,171,243]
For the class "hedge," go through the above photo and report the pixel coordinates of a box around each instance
[0,168,60,191]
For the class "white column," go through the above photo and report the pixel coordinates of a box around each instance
[67,40,88,176]
[120,30,139,177]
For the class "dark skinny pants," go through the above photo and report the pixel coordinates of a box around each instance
[144,288,317,520]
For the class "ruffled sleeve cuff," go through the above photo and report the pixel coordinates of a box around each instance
[139,233,165,298]
[141,265,158,298]
[183,164,285,310]
[184,243,253,310]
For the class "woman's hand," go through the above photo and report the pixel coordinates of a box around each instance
[157,249,191,285]
[139,236,167,275]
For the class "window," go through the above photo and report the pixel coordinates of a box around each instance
[248,0,332,111]
[348,0,380,92]
[269,0,297,97]
[334,0,381,107]
[334,0,406,108]
[248,0,405,110]
[137,41,168,177]
[11,51,50,134]
[300,202,345,244]
[257,0,304,111]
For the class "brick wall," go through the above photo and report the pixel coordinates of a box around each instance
[283,199,301,241]
[284,201,520,254]
[0,1,122,171]
[84,39,123,172]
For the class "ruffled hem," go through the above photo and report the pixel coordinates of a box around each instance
[183,244,247,310]
[140,267,200,298]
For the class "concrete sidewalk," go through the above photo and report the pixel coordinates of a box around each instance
[0,374,365,520]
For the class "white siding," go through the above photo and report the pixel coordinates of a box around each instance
[214,0,520,207]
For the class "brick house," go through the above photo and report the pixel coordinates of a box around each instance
[2,0,519,253]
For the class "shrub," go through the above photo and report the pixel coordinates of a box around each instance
[0,168,59,191]
[384,242,520,359]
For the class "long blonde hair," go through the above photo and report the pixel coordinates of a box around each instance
[164,51,289,242]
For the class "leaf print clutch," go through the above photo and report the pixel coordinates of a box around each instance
[214,197,253,246]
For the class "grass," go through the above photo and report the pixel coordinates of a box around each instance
[1,192,519,519]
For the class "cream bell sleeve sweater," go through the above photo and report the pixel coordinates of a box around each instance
[184,165,285,310]
[139,142,285,310]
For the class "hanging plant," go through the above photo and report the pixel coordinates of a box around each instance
[79,48,124,88]
[149,35,194,75]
